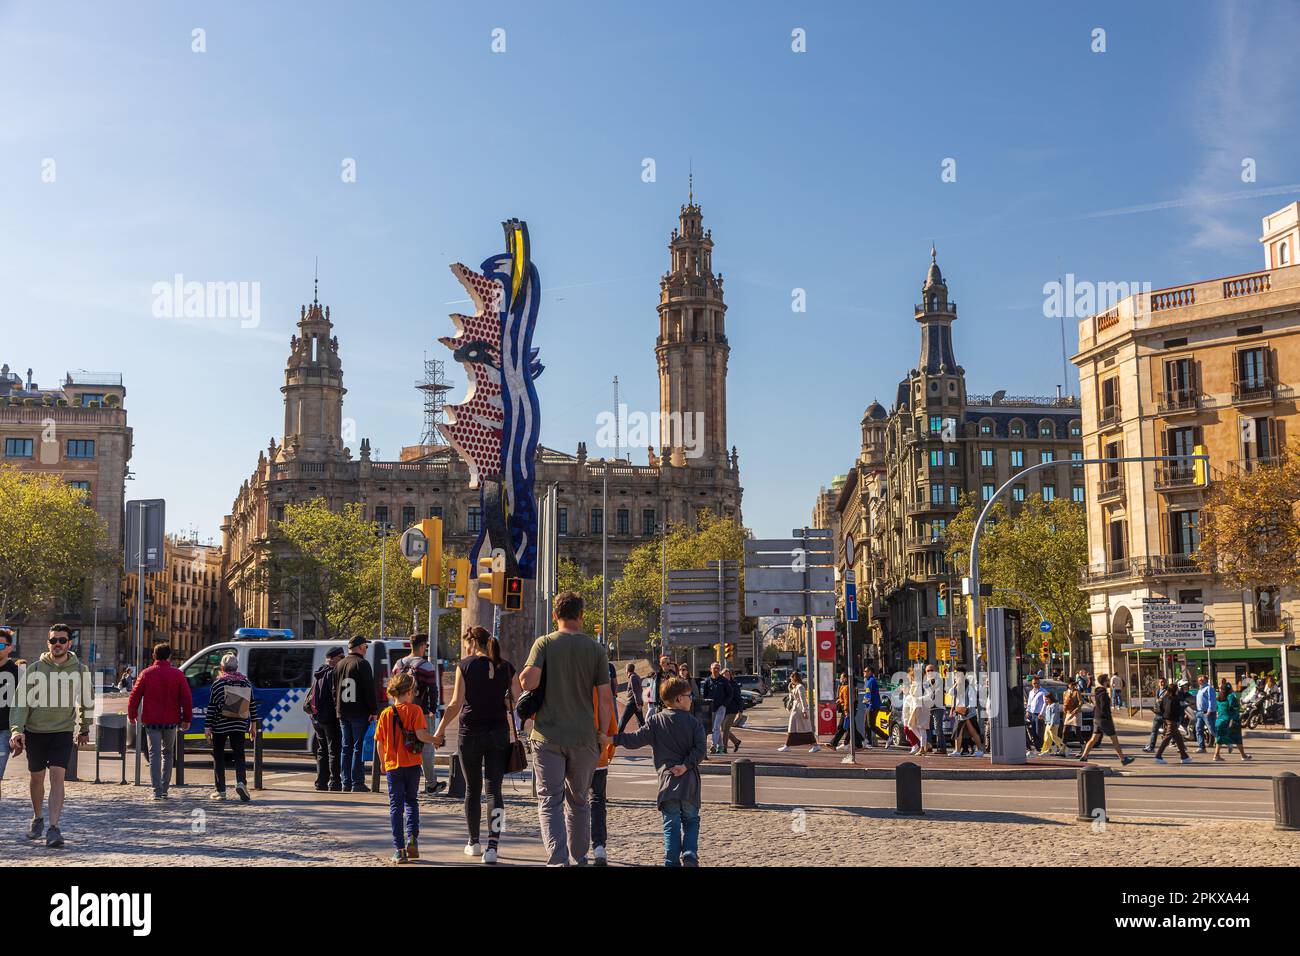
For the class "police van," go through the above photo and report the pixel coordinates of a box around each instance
[179,630,431,751]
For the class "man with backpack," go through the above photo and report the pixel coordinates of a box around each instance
[204,654,258,802]
[393,634,445,796]
[305,646,345,791]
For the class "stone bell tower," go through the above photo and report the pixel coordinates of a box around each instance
[281,277,346,461]
[656,178,730,467]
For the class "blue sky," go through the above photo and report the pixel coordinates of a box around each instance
[2,0,1298,543]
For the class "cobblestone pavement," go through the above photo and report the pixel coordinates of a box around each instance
[0,773,380,866]
[417,793,1300,867]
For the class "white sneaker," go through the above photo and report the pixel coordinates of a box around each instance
[972,749,984,757]
[777,745,789,752]
[593,845,607,864]
[909,746,921,755]
[948,749,960,757]
[464,842,482,857]
[835,744,848,751]
[482,847,497,864]
[808,745,821,753]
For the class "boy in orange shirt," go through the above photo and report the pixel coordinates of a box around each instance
[375,672,438,864]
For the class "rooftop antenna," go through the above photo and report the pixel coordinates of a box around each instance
[313,256,319,306]
[1057,257,1070,399]
[688,158,693,205]
[417,353,451,446]
[613,375,621,462]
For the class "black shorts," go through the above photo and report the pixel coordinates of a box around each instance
[25,731,74,772]
[1094,718,1117,737]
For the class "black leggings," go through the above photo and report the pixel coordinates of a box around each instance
[211,731,246,791]
[459,726,510,846]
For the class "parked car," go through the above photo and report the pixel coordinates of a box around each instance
[733,674,768,696]
[736,688,762,710]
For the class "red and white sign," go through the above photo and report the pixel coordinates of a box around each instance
[815,618,837,735]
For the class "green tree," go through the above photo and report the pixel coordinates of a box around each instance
[258,499,379,640]
[946,493,1089,657]
[608,510,752,651]
[0,465,111,622]
[1198,444,1300,591]
[556,556,605,630]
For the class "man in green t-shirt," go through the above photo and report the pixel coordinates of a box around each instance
[520,590,614,866]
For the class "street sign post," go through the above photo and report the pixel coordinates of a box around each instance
[399,526,427,563]
[1141,598,1207,649]
[665,562,740,651]
[1039,620,1052,634]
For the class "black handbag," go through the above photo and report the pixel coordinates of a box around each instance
[505,692,529,774]
[515,661,546,721]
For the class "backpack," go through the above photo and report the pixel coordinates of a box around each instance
[303,668,332,716]
[388,704,423,756]
[220,682,252,721]
[393,657,438,712]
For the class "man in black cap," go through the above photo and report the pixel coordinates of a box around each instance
[307,646,345,791]
[334,636,377,792]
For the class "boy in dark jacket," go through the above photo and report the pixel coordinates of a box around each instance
[611,676,706,867]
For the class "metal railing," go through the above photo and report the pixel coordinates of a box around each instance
[1228,456,1282,473]
[1154,465,1198,491]
[1252,609,1292,633]
[1099,404,1122,428]
[1232,378,1275,404]
[1144,553,1202,577]
[1156,389,1199,414]
[1097,475,1125,499]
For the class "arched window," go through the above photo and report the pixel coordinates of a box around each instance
[1009,419,1024,437]
[1039,420,1053,438]
[1279,240,1292,266]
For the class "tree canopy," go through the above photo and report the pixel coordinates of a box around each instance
[1198,445,1300,590]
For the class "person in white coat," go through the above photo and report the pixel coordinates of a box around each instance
[901,670,931,755]
[778,672,820,753]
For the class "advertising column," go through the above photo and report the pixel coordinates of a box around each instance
[815,618,837,735]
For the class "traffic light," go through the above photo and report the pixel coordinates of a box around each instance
[1192,443,1208,487]
[939,583,949,603]
[504,576,523,612]
[1041,640,1049,661]
[725,642,735,661]
[477,555,505,605]
[409,516,443,587]
[446,557,470,608]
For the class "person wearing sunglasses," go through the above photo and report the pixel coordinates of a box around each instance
[0,627,19,798]
[9,623,91,848]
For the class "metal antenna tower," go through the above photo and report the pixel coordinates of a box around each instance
[417,353,451,446]
[613,375,621,462]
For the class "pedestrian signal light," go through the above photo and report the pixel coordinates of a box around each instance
[1041,640,1049,661]
[477,556,504,605]
[504,576,523,612]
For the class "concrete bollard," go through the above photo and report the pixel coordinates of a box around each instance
[731,758,755,808]
[447,753,466,799]
[1274,772,1300,831]
[894,761,924,816]
[1076,765,1106,822]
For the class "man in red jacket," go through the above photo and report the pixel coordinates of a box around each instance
[127,643,194,800]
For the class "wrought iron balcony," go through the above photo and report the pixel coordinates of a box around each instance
[1156,389,1200,415]
[1153,465,1198,492]
[1144,553,1204,577]
[1252,609,1292,634]
[1096,475,1124,501]
[1080,558,1136,585]
[1232,377,1275,405]
[1099,404,1122,428]
[1228,456,1282,474]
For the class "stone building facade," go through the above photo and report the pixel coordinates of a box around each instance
[0,367,132,667]
[833,251,1083,673]
[123,534,225,663]
[1072,202,1300,707]
[222,196,743,639]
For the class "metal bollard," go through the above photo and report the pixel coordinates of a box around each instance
[67,739,80,782]
[894,761,924,816]
[730,758,755,808]
[370,745,382,793]
[174,731,185,786]
[253,732,264,790]
[1076,765,1106,822]
[447,752,466,799]
[1274,772,1300,831]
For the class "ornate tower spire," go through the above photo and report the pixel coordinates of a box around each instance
[656,186,729,466]
[916,245,958,373]
[282,278,346,460]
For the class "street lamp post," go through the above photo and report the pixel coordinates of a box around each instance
[378,521,390,638]
[966,453,1210,711]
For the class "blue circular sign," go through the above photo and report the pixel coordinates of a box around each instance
[1039,620,1053,633]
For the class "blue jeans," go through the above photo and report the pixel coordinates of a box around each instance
[339,717,370,789]
[929,710,947,750]
[386,764,421,850]
[661,800,700,866]
[1194,712,1213,749]
[0,730,10,780]
[711,707,726,750]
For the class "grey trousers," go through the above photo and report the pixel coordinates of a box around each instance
[146,727,176,794]
[532,741,599,866]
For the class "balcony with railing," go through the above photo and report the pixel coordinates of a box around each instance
[1096,475,1125,501]
[1156,389,1200,416]
[1144,553,1204,577]
[1098,404,1121,428]
[1228,456,1283,474]
[1153,464,1198,492]
[1251,609,1292,635]
[1232,374,1277,405]
[905,534,947,552]
[1080,558,1135,585]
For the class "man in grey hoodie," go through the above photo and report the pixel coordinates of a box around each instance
[611,675,706,867]
[9,624,91,848]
